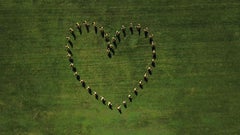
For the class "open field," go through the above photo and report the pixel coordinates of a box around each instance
[0,0,240,134]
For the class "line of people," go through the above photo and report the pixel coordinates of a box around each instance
[65,21,156,114]
[65,21,122,113]
[115,23,156,114]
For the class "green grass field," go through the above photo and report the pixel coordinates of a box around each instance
[0,0,240,134]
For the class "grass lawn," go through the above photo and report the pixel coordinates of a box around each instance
[0,0,239,134]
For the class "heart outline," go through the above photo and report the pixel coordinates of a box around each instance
[65,21,156,114]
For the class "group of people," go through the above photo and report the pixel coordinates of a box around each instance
[65,21,156,114]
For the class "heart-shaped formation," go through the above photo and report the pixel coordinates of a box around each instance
[64,20,156,114]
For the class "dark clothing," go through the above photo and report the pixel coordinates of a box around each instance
[69,58,74,63]
[87,87,92,95]
[76,75,80,81]
[68,40,73,48]
[71,32,76,40]
[77,27,82,35]
[148,69,152,75]
[152,60,155,67]
[94,26,97,34]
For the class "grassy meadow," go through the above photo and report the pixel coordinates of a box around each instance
[0,0,239,134]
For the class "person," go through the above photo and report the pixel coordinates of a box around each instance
[129,23,133,35]
[68,56,74,63]
[66,37,73,48]
[136,24,141,36]
[117,106,122,114]
[99,26,105,38]
[67,54,73,66]
[152,50,156,59]
[128,95,132,102]
[143,27,149,38]
[76,22,82,35]
[101,97,106,105]
[71,65,77,72]
[107,42,115,55]
[104,33,110,42]
[80,80,86,88]
[69,28,76,40]
[65,45,73,56]
[94,91,98,100]
[147,67,152,75]
[151,59,155,67]
[83,20,90,33]
[112,37,117,48]
[87,86,92,95]
[74,72,80,81]
[134,88,138,95]
[121,25,126,37]
[149,34,154,44]
[151,42,156,51]
[70,62,76,72]
[116,30,121,42]
[123,101,127,108]
[107,48,112,58]
[108,102,113,110]
[144,73,148,82]
[76,74,80,81]
[92,21,97,34]
[139,80,143,89]
[66,47,73,56]
[143,73,148,82]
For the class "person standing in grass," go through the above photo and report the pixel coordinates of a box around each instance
[100,26,105,38]
[108,102,113,110]
[128,94,132,102]
[134,88,138,95]
[144,27,149,38]
[136,24,141,36]
[144,73,148,82]
[101,97,106,105]
[87,86,92,95]
[92,21,97,34]
[147,67,152,75]
[66,48,72,56]
[129,22,133,35]
[152,50,156,59]
[139,80,143,89]
[116,30,121,42]
[117,106,122,114]
[123,101,127,108]
[68,55,74,63]
[76,22,82,35]
[121,25,126,37]
[65,45,73,56]
[151,42,156,51]
[70,63,77,72]
[107,42,115,55]
[94,91,99,100]
[69,28,76,40]
[149,34,154,44]
[151,59,155,67]
[76,74,80,81]
[66,37,73,48]
[74,72,80,81]
[83,20,90,33]
[80,80,86,88]
[107,48,112,58]
[112,36,117,48]
[104,33,110,42]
